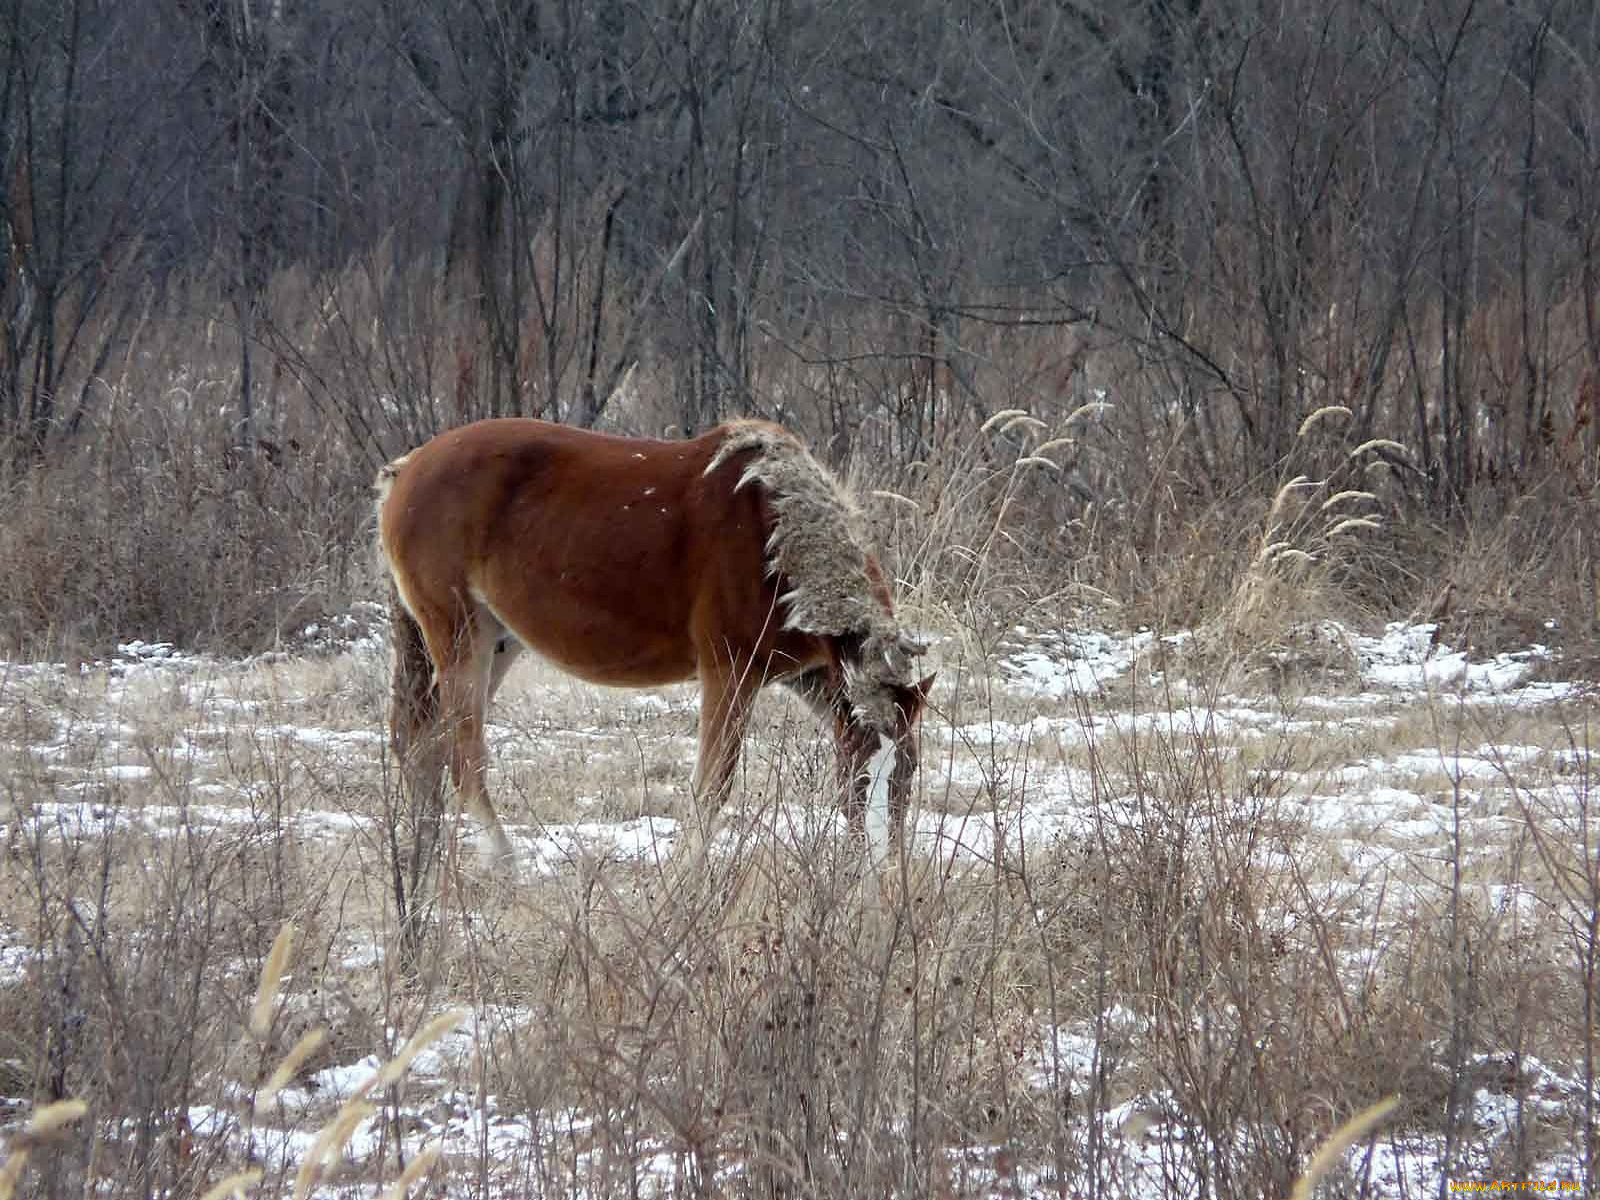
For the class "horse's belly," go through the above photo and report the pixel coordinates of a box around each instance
[541,644,697,688]
[498,601,698,688]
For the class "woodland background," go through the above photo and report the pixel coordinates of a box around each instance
[3,0,1600,650]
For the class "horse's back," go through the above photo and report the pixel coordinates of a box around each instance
[383,418,706,547]
[378,419,788,684]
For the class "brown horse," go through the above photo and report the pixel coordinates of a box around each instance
[376,417,935,875]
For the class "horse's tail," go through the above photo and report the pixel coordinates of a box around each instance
[374,450,435,754]
[385,579,437,760]
[372,450,412,609]
[373,450,412,516]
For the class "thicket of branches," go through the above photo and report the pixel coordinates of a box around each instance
[4,0,1600,650]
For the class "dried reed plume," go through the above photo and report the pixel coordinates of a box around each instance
[1320,489,1377,510]
[197,1168,264,1200]
[1350,438,1409,459]
[979,408,1029,433]
[1297,405,1352,436]
[1288,1096,1399,1200]
[375,1008,471,1088]
[288,1008,469,1198]
[999,414,1047,436]
[1262,476,1316,537]
[379,1142,444,1200]
[18,1101,87,1138]
[249,923,296,1038]
[1327,517,1383,537]
[238,920,433,1199]
[0,1099,89,1200]
[257,1029,329,1109]
[293,1100,378,1200]
[1062,400,1113,426]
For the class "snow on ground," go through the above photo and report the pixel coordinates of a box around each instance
[1,616,1593,1195]
[1000,626,1157,698]
[1352,621,1560,694]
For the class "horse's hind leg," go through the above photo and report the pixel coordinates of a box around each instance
[391,590,446,811]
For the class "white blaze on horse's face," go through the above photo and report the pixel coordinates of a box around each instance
[863,732,897,857]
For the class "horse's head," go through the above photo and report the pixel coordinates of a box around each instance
[837,630,937,849]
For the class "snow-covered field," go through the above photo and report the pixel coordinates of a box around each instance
[1,616,1595,1197]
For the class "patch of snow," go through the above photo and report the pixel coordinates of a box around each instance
[4,798,374,843]
[99,763,153,781]
[311,1054,382,1099]
[1387,750,1507,780]
[507,816,681,875]
[1000,628,1155,698]
[338,941,384,972]
[0,942,34,986]
[1353,622,1562,696]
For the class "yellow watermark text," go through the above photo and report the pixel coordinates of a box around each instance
[1447,1184,1578,1193]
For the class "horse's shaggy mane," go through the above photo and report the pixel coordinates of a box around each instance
[707,421,884,636]
[707,420,923,725]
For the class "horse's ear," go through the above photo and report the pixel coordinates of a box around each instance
[897,672,937,724]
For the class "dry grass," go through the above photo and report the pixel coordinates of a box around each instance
[0,365,1595,1196]
[0,590,1595,1197]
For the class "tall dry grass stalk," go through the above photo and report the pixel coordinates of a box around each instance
[1196,407,1417,682]
[283,1005,467,1198]
[859,401,1115,661]
[374,1009,470,1089]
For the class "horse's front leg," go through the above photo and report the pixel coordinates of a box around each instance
[781,666,873,843]
[831,732,867,843]
[692,661,760,838]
